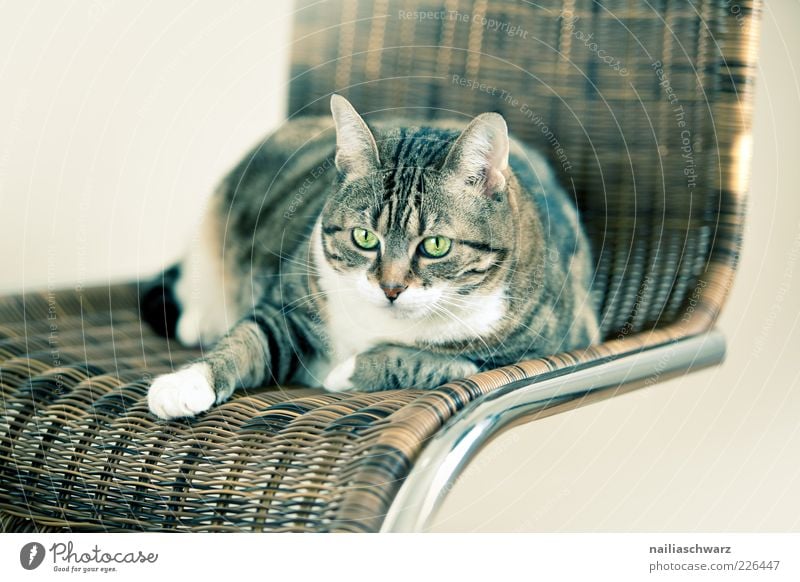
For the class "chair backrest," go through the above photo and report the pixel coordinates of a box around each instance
[287,0,761,342]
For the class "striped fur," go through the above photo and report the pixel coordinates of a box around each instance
[147,96,599,419]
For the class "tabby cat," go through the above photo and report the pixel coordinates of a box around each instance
[145,95,599,419]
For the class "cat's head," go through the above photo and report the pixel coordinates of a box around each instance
[318,95,514,321]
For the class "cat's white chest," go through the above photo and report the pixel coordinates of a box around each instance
[310,222,506,366]
[323,292,434,358]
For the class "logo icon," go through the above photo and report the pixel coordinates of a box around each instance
[20,542,46,570]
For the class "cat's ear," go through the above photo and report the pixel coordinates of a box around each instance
[330,94,380,176]
[443,112,509,195]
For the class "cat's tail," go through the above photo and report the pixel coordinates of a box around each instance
[139,264,182,338]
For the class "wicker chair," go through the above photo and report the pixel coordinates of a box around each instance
[0,0,761,532]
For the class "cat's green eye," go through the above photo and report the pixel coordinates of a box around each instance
[352,227,380,250]
[420,235,452,258]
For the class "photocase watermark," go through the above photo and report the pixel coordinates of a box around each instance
[47,247,66,394]
[397,9,530,39]
[522,107,572,172]
[631,278,708,388]
[644,342,677,388]
[559,10,629,76]
[723,0,749,28]
[451,74,573,173]
[652,60,697,193]
[283,157,334,220]
[529,247,563,294]
[617,275,653,340]
[751,222,800,360]
[399,8,630,74]
[18,541,159,574]
[20,542,46,570]
[681,279,708,324]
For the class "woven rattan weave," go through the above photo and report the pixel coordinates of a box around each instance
[0,0,760,532]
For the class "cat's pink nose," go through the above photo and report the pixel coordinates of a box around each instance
[380,284,407,302]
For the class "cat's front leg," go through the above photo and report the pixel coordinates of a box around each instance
[148,304,317,419]
[323,344,479,393]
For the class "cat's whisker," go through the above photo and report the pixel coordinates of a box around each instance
[275,254,323,269]
[278,261,324,276]
[429,303,494,355]
[264,247,324,270]
[280,290,331,312]
[434,297,514,352]
[441,293,546,343]
[436,292,478,304]
[253,272,318,279]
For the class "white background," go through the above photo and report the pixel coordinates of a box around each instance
[0,1,798,532]
[0,1,294,292]
[2,533,799,581]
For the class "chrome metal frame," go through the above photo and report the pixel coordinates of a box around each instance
[381,330,726,532]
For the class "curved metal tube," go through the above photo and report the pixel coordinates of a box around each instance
[381,330,727,532]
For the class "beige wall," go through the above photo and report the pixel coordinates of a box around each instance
[0,1,294,292]
[1,1,798,531]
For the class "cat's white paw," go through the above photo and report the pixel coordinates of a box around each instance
[148,363,216,419]
[323,356,357,392]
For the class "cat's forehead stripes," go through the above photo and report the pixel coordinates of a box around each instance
[368,129,453,237]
